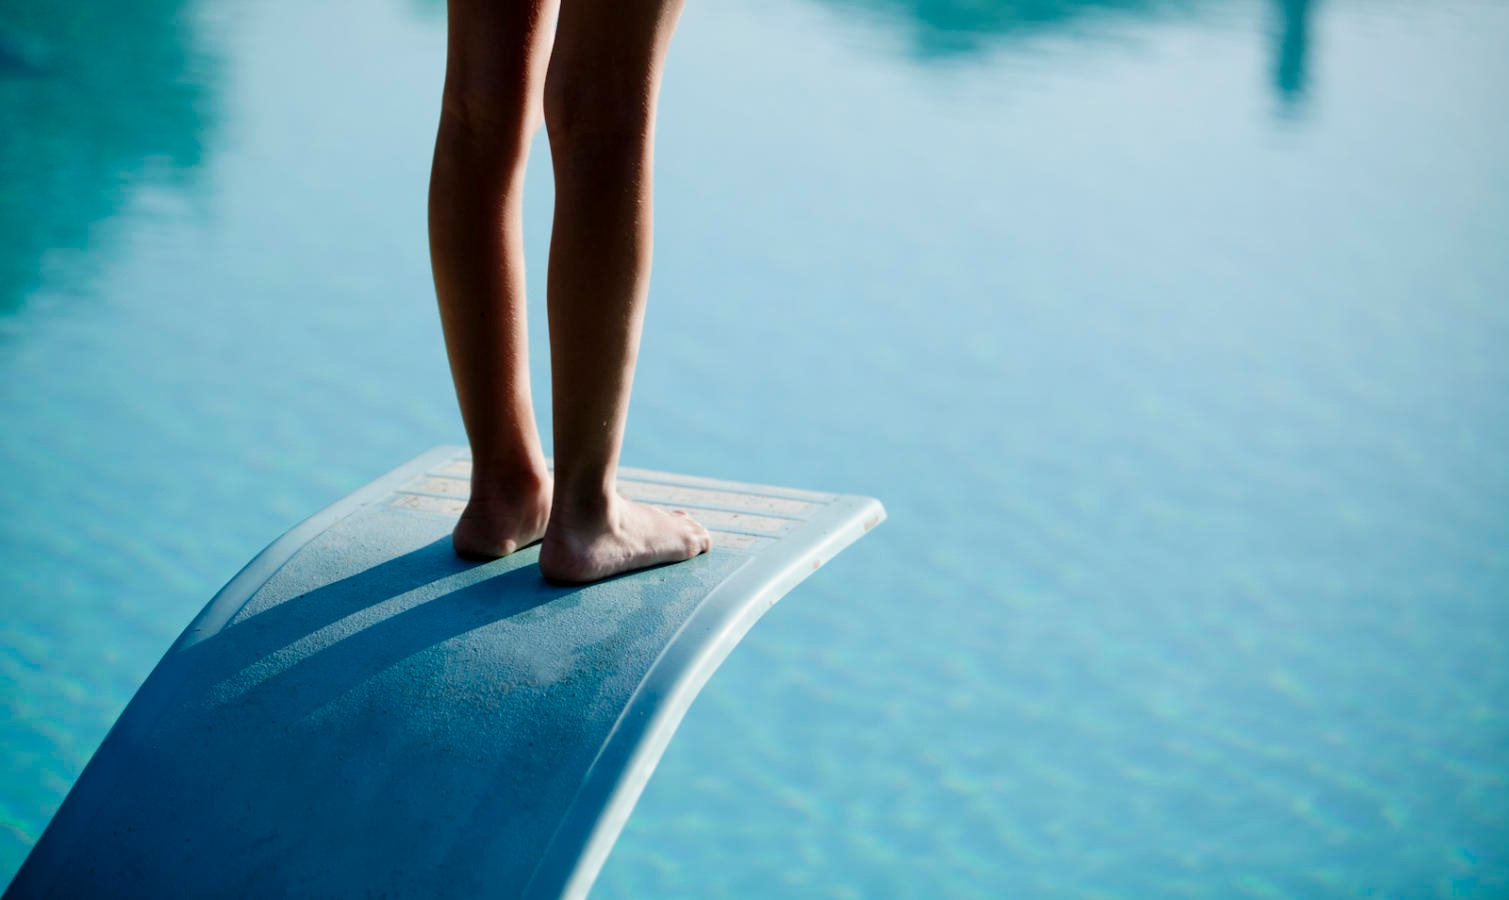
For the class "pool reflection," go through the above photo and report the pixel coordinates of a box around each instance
[811,0,1318,108]
[1272,0,1316,113]
[0,0,218,318]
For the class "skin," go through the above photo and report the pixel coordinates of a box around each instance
[430,0,709,583]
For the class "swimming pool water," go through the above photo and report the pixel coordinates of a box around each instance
[2,0,1506,895]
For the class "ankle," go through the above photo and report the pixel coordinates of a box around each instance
[548,481,618,528]
[469,457,550,503]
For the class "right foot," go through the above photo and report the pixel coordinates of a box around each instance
[538,493,711,584]
[451,472,552,561]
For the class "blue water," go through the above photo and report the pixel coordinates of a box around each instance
[2,0,1506,895]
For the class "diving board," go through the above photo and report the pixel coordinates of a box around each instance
[6,447,884,899]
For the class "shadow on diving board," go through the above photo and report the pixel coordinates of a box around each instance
[5,446,885,900]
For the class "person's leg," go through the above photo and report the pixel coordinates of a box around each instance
[430,0,559,559]
[537,0,710,583]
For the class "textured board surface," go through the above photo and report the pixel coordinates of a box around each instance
[7,448,883,900]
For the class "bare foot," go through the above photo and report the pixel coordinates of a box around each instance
[538,493,711,584]
[451,471,552,561]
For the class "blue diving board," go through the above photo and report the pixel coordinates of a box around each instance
[6,447,884,899]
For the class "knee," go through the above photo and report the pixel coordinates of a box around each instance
[542,65,654,151]
[437,76,542,165]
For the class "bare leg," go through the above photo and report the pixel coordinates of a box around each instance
[537,0,710,583]
[430,0,558,559]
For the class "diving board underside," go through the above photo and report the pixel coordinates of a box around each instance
[7,447,884,900]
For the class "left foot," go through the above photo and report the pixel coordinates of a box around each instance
[451,470,552,560]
